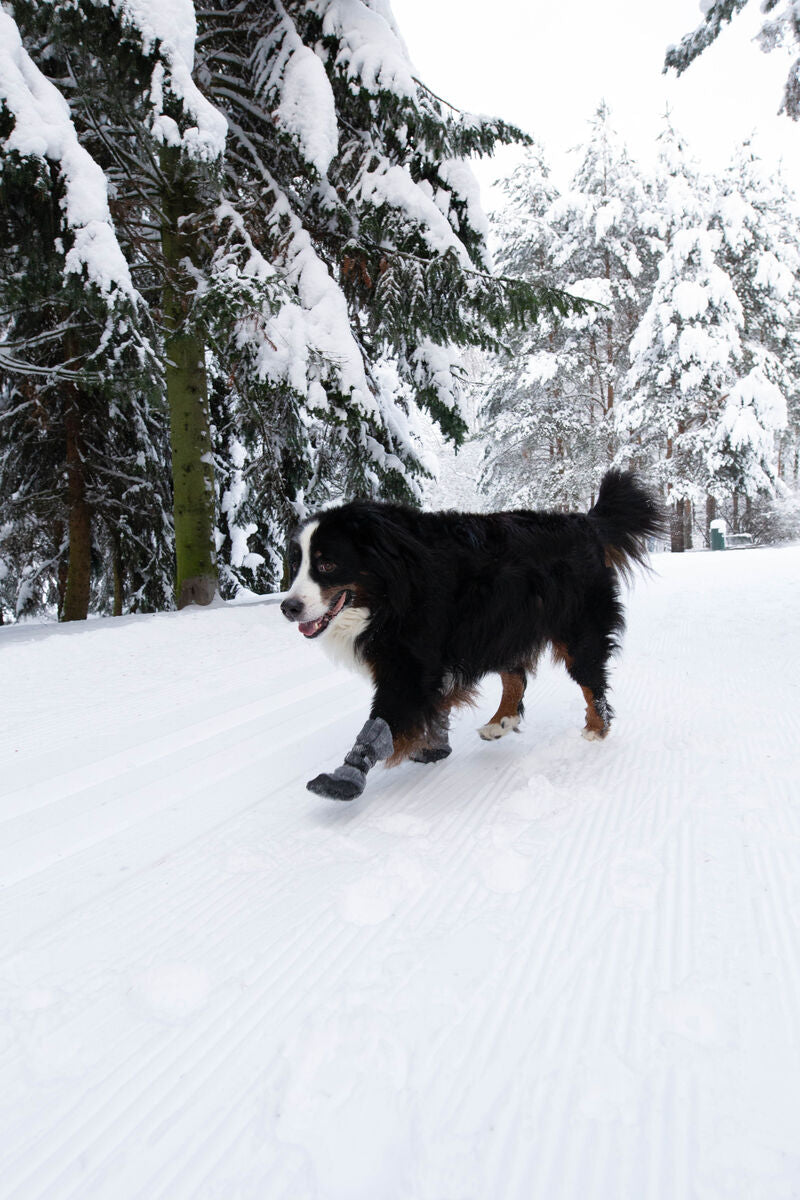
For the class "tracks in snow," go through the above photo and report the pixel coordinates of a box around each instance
[1,551,800,1199]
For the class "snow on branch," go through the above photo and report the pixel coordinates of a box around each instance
[356,162,472,265]
[316,0,418,99]
[114,0,227,155]
[708,367,788,492]
[265,0,339,175]
[219,183,378,423]
[0,10,135,301]
[29,0,228,157]
[277,43,338,175]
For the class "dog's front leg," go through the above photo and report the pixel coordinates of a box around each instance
[306,665,435,799]
[306,717,394,801]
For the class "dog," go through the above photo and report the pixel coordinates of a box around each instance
[280,470,663,800]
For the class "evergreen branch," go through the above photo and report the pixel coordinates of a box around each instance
[0,349,104,383]
[411,76,460,113]
[664,0,750,76]
[320,228,597,321]
[0,398,37,423]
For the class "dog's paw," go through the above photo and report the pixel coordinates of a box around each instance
[478,714,520,741]
[306,772,362,801]
[410,745,452,764]
[581,725,610,742]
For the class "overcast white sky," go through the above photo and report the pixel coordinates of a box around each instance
[391,0,799,203]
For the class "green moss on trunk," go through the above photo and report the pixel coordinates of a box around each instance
[160,149,217,609]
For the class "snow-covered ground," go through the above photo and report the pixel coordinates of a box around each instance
[1,546,799,1200]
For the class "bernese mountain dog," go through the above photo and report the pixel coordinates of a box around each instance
[281,470,663,800]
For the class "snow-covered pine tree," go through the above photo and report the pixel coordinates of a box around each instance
[0,10,173,620]
[197,0,588,592]
[4,0,587,615]
[125,0,586,599]
[480,104,656,510]
[478,143,575,508]
[619,116,748,549]
[707,140,797,507]
[665,2,800,519]
[621,121,799,546]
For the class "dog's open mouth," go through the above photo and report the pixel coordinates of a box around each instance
[298,590,349,639]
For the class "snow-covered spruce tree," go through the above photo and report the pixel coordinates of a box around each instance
[666,1,800,121]
[196,0,587,592]
[480,105,656,511]
[619,118,749,549]
[6,0,586,612]
[621,122,797,546]
[664,2,800,532]
[0,11,174,620]
[109,0,584,600]
[479,143,578,509]
[707,141,797,509]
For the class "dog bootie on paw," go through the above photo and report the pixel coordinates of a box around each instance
[411,745,451,764]
[410,710,451,764]
[307,717,394,801]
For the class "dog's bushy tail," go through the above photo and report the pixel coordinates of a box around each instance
[588,470,665,580]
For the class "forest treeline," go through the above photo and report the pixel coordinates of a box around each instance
[480,105,800,550]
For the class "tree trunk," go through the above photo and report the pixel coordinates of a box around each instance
[111,529,124,616]
[705,495,716,547]
[160,148,217,609]
[684,500,693,550]
[671,499,685,553]
[61,394,92,621]
[164,323,217,608]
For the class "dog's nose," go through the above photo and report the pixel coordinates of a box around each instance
[281,596,304,621]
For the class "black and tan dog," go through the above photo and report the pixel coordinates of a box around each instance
[281,470,663,800]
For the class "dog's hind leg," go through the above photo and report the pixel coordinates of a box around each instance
[410,707,451,764]
[552,639,613,741]
[478,667,527,741]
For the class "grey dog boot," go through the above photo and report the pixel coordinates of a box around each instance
[307,717,394,800]
[410,709,452,764]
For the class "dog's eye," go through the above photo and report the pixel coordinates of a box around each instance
[317,560,336,574]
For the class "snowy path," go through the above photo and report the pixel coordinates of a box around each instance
[1,548,800,1200]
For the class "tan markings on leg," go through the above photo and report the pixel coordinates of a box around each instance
[386,730,426,767]
[478,671,525,740]
[581,686,608,738]
[385,687,478,766]
[551,641,574,670]
[487,671,525,726]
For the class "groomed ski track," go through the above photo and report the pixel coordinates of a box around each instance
[1,547,799,1200]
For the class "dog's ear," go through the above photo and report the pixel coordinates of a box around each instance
[349,507,422,619]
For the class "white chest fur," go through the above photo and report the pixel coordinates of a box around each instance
[319,605,372,679]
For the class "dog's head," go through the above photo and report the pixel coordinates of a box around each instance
[280,502,420,639]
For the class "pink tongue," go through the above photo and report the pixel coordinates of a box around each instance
[297,593,346,638]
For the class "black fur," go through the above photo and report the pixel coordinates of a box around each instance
[285,470,664,772]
